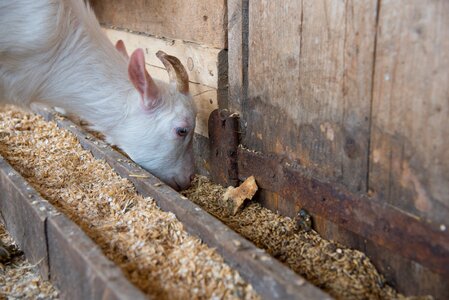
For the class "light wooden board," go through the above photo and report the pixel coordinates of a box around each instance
[103,28,221,88]
[103,29,219,137]
[369,0,449,225]
[245,0,377,192]
[89,0,227,49]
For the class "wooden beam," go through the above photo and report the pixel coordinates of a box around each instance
[103,28,222,88]
[0,155,147,300]
[0,156,51,279]
[47,215,148,300]
[369,0,449,226]
[90,0,227,49]
[237,147,449,277]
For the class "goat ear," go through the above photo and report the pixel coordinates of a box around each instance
[128,49,160,110]
[115,40,129,59]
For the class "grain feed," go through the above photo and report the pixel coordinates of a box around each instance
[183,176,433,300]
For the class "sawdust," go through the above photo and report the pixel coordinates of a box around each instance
[0,106,258,300]
[183,176,434,300]
[0,223,59,300]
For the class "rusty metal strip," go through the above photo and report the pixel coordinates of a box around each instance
[33,106,331,300]
[208,109,240,187]
[237,147,449,276]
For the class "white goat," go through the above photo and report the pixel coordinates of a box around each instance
[0,0,197,190]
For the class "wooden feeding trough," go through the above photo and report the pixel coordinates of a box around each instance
[0,106,330,299]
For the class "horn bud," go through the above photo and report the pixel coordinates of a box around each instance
[156,51,189,94]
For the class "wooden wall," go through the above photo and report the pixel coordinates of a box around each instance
[229,0,449,298]
[89,0,227,48]
[89,0,448,297]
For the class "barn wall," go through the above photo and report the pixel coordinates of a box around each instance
[229,0,448,298]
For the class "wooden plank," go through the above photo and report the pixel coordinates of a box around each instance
[237,147,449,277]
[0,155,53,279]
[47,215,148,300]
[34,106,331,300]
[103,28,221,89]
[227,0,246,113]
[369,0,449,225]
[89,0,227,49]
[245,0,377,193]
[240,1,388,293]
[364,239,449,299]
[102,28,221,137]
[0,155,147,299]
[193,133,211,176]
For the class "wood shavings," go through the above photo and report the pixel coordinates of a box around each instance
[0,222,59,299]
[183,176,434,300]
[223,176,258,216]
[128,174,150,178]
[0,106,259,300]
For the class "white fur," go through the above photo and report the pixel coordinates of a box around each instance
[0,0,197,190]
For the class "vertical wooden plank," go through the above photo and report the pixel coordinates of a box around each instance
[245,0,377,193]
[370,0,449,225]
[228,0,245,113]
[243,1,379,283]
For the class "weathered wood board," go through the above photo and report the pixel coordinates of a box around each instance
[245,0,377,193]
[102,28,223,137]
[369,0,449,225]
[237,147,449,277]
[0,154,148,300]
[47,215,149,300]
[89,0,227,49]
[228,0,245,114]
[228,0,449,298]
[103,29,222,88]
[0,156,52,279]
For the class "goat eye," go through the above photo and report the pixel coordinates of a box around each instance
[176,127,189,137]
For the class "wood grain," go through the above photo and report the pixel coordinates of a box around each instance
[369,0,449,225]
[227,0,245,113]
[237,147,449,277]
[103,29,222,89]
[47,215,148,300]
[89,0,227,48]
[245,0,377,192]
[0,154,147,299]
[0,155,52,279]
